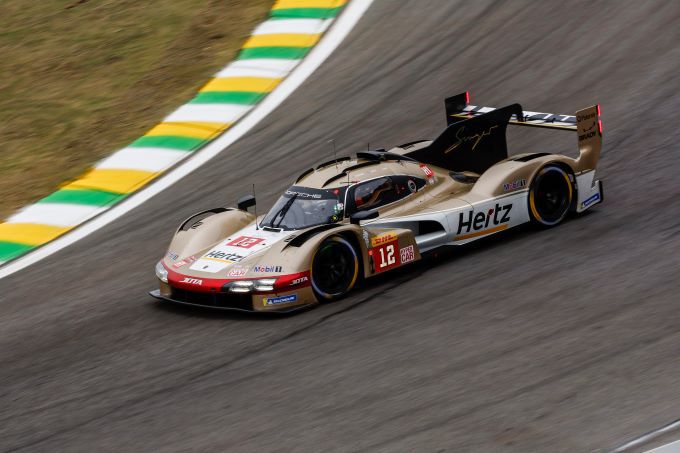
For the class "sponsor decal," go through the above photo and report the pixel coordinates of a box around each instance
[204,250,245,262]
[578,128,597,142]
[400,245,415,264]
[444,125,498,154]
[419,164,434,178]
[576,112,596,122]
[362,229,370,248]
[457,203,512,238]
[166,251,179,261]
[180,277,203,285]
[172,255,197,269]
[581,193,600,209]
[291,276,308,286]
[227,266,249,277]
[503,179,527,192]
[227,236,265,249]
[253,265,283,273]
[370,231,398,247]
[577,112,598,141]
[263,294,297,306]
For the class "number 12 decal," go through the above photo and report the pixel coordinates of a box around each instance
[373,240,400,272]
[378,244,396,268]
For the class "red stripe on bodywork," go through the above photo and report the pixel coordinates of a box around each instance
[164,263,310,293]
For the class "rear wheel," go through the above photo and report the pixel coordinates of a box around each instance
[528,165,574,227]
[311,236,359,301]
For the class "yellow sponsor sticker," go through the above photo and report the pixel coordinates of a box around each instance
[370,232,398,247]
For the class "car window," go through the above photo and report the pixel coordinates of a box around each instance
[350,176,424,213]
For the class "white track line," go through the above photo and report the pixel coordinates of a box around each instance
[611,419,680,452]
[0,0,374,280]
[646,440,680,453]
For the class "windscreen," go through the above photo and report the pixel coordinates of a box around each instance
[260,186,346,230]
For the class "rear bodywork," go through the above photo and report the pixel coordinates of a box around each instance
[151,92,604,312]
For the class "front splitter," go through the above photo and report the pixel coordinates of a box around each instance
[148,289,314,315]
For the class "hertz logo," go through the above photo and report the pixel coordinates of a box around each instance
[456,204,512,240]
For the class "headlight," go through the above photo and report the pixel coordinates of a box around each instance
[225,279,278,293]
[253,278,277,292]
[155,261,168,283]
[228,280,254,293]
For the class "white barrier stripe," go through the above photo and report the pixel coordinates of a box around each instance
[7,204,106,228]
[165,104,252,123]
[252,18,332,35]
[226,58,300,74]
[96,148,187,172]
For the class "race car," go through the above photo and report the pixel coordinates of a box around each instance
[150,92,604,313]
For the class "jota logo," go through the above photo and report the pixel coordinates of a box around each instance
[457,204,512,234]
[180,277,202,285]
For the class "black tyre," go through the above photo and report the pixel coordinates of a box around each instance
[311,236,359,301]
[528,165,574,227]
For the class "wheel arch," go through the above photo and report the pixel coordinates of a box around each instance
[529,160,578,212]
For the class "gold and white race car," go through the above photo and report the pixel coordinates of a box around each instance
[151,92,604,313]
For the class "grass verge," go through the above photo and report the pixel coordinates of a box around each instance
[0,0,273,219]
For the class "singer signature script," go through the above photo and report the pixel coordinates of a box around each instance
[444,125,498,154]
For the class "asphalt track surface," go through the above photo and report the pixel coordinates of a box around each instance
[1,1,679,451]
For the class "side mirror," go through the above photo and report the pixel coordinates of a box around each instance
[350,209,379,225]
[237,195,256,211]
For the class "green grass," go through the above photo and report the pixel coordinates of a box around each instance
[0,0,273,219]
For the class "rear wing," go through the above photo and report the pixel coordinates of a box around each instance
[407,91,602,173]
[445,91,581,131]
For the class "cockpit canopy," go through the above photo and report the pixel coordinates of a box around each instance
[260,186,346,230]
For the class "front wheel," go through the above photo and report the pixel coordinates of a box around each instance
[311,236,359,301]
[528,165,574,227]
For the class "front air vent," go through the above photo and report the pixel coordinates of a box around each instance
[418,221,446,235]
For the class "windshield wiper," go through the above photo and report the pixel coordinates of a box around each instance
[269,193,298,228]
